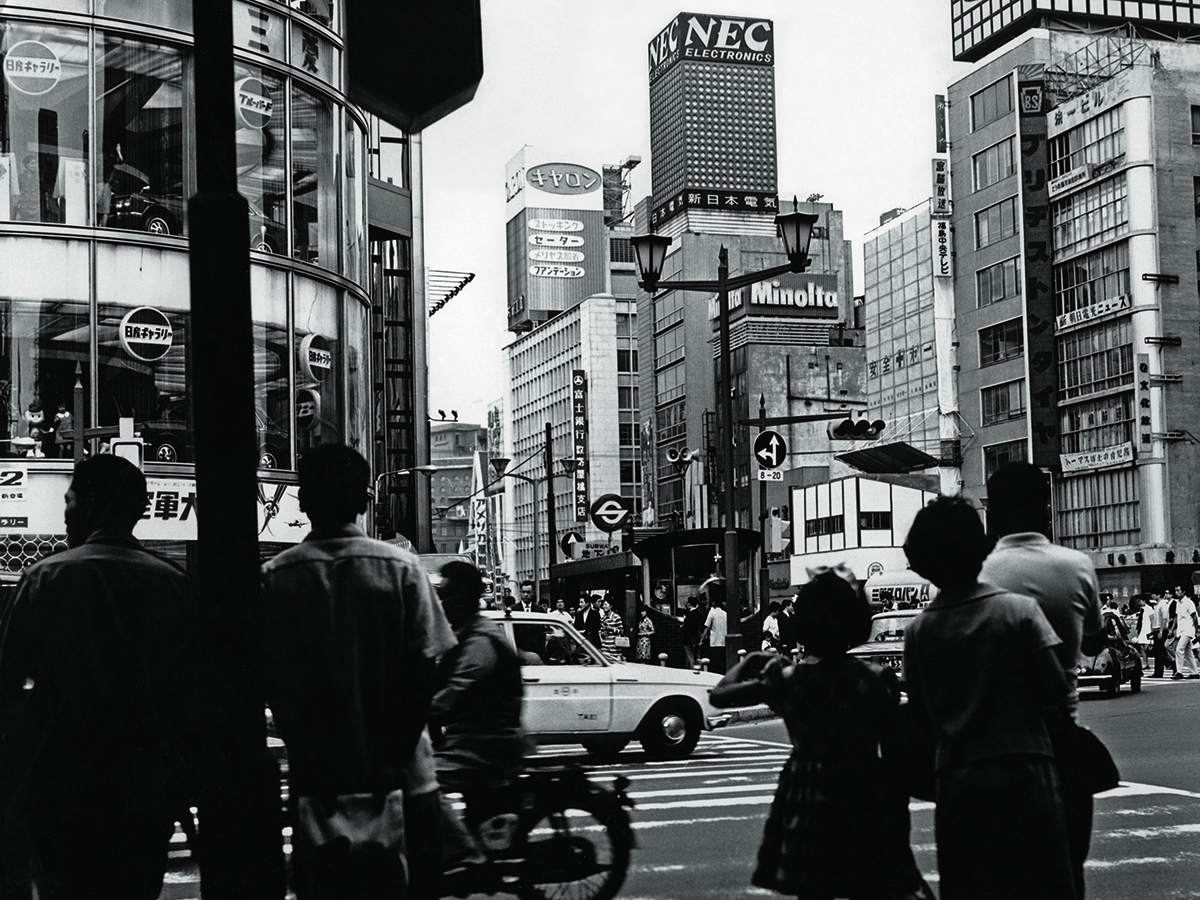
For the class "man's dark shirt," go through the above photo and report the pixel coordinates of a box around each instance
[682,605,706,646]
[0,529,197,806]
[577,606,601,647]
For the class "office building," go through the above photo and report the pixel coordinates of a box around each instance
[429,419,486,554]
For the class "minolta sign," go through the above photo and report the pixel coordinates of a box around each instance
[648,12,774,83]
[710,272,840,321]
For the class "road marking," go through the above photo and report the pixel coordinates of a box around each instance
[630,784,778,800]
[1101,781,1200,801]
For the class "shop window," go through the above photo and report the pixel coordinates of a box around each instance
[234,63,288,254]
[95,34,191,238]
[0,238,90,458]
[294,278,341,454]
[292,84,339,268]
[0,24,90,225]
[251,267,291,469]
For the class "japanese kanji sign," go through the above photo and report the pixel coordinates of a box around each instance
[119,307,174,362]
[3,41,62,96]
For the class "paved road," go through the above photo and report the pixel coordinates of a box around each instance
[160,674,1200,899]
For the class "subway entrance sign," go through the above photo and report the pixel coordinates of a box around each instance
[345,1,483,133]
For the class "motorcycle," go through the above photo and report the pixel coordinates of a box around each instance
[440,762,635,900]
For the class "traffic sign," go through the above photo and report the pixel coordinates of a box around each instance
[561,530,584,555]
[753,429,787,469]
[756,469,783,482]
[589,494,630,533]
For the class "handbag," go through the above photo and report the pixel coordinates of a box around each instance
[293,790,406,899]
[1045,713,1120,795]
[613,636,631,648]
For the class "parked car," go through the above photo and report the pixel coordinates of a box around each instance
[136,397,287,468]
[1077,610,1141,696]
[106,187,285,253]
[848,609,920,681]
[485,610,734,759]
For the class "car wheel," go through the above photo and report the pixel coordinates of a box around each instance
[154,440,180,463]
[251,233,276,253]
[258,446,280,468]
[1105,669,1120,696]
[638,698,701,759]
[580,737,629,760]
[144,212,174,236]
[1129,667,1142,693]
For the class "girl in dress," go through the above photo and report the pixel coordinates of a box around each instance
[711,570,932,900]
[636,608,655,661]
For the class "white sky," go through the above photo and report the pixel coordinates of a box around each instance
[422,1,972,426]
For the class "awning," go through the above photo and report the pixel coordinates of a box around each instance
[835,441,940,475]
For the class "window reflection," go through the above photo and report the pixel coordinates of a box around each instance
[0,24,90,225]
[345,298,368,456]
[343,115,365,282]
[292,85,337,267]
[294,279,340,453]
[96,34,190,236]
[252,267,291,469]
[268,0,334,30]
[235,64,287,254]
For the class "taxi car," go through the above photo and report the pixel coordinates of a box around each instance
[1077,609,1141,696]
[847,609,920,681]
[485,610,730,759]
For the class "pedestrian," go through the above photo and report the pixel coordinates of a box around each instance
[761,600,781,652]
[636,607,656,661]
[699,577,729,674]
[1134,595,1154,670]
[680,595,706,668]
[777,595,797,659]
[576,594,602,647]
[599,596,625,657]
[904,495,1074,900]
[1172,588,1200,679]
[1150,592,1176,678]
[549,597,572,624]
[0,454,198,900]
[519,580,545,613]
[258,445,457,900]
[710,570,934,900]
[979,462,1105,900]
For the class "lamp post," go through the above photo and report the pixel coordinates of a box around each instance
[374,465,439,549]
[493,433,582,609]
[632,202,818,671]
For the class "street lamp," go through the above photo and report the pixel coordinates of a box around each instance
[492,432,583,609]
[632,201,818,670]
[374,465,439,547]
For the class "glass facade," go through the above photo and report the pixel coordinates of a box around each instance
[0,5,374,537]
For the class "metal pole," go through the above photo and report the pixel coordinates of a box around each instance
[190,2,281,895]
[717,247,740,670]
[532,476,540,609]
[545,421,556,606]
[759,395,770,616]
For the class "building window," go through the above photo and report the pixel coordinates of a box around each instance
[974,196,1018,249]
[805,514,845,538]
[859,511,892,531]
[970,76,1013,131]
[656,361,685,404]
[983,439,1026,480]
[1192,105,1200,145]
[972,137,1016,191]
[618,422,638,447]
[654,325,684,370]
[1060,393,1134,454]
[981,379,1026,425]
[1053,241,1130,319]
[979,319,1024,366]
[616,348,638,373]
[1055,467,1140,550]
[976,256,1021,307]
[656,400,685,440]
[1057,318,1133,401]
[1048,107,1124,180]
[1051,174,1128,258]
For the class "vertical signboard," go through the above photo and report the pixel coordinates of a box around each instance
[1136,354,1153,452]
[931,218,953,278]
[931,158,951,217]
[934,94,947,153]
[1016,68,1058,468]
[572,370,589,521]
[505,147,606,331]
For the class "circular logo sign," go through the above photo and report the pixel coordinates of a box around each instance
[235,76,274,129]
[3,41,62,96]
[866,562,885,579]
[296,388,321,430]
[525,163,601,196]
[590,494,631,533]
[118,307,174,362]
[298,333,331,382]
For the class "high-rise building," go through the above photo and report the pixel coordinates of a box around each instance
[647,11,778,233]
[429,420,486,553]
[947,12,1200,597]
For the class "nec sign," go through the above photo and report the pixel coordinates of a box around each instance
[648,12,774,83]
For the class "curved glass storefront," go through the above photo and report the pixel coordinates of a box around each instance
[0,3,372,560]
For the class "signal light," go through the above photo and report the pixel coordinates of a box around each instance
[826,418,887,441]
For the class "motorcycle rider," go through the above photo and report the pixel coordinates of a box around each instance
[430,561,530,874]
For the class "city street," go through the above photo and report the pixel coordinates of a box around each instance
[158,674,1200,900]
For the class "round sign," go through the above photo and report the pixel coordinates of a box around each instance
[235,76,274,129]
[753,429,788,470]
[296,388,321,430]
[3,41,63,96]
[299,333,331,382]
[866,562,885,579]
[590,493,631,533]
[118,307,174,362]
[525,163,602,196]
[561,530,584,556]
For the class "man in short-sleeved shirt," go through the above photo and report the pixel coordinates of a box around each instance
[259,445,455,900]
[1173,591,1200,678]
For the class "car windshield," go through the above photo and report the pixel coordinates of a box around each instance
[867,614,914,643]
[512,621,605,666]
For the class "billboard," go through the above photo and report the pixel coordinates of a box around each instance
[505,147,606,331]
[648,12,774,83]
[712,272,841,322]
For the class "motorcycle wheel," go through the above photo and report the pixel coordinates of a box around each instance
[514,792,633,900]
